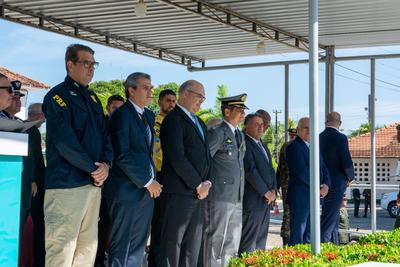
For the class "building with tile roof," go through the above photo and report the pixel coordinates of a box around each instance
[348,123,400,199]
[0,66,50,91]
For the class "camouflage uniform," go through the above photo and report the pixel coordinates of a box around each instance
[276,141,291,245]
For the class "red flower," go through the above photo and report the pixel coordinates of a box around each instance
[280,258,292,264]
[244,256,257,265]
[368,253,379,261]
[324,252,338,261]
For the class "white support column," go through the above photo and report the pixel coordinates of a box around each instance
[309,0,321,254]
[284,64,289,142]
[370,58,377,233]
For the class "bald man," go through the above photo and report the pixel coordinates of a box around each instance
[286,117,331,246]
[320,112,354,244]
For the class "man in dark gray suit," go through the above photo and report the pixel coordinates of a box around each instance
[239,113,277,254]
[201,94,247,267]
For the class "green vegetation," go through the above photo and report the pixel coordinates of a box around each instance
[228,229,400,266]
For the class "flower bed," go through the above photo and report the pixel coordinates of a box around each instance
[228,229,400,266]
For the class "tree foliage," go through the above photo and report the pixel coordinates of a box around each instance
[348,122,383,138]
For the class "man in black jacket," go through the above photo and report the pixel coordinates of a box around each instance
[159,80,212,267]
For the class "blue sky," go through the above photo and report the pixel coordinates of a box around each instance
[1,20,400,134]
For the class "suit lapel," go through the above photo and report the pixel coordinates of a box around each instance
[126,102,151,150]
[176,105,205,143]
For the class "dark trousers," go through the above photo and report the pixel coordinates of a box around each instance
[364,201,370,217]
[321,190,343,244]
[239,207,270,254]
[288,201,310,246]
[95,196,110,267]
[148,193,167,267]
[107,196,154,267]
[31,191,45,267]
[354,199,360,217]
[160,194,203,267]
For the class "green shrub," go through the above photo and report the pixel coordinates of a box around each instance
[228,229,400,267]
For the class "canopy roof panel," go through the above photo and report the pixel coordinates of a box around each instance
[1,0,400,66]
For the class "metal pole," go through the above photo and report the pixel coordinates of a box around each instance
[284,64,289,142]
[309,0,321,254]
[188,53,400,72]
[330,55,335,112]
[324,46,335,118]
[370,58,377,233]
[325,52,331,118]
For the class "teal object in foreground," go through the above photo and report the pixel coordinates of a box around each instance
[0,155,22,267]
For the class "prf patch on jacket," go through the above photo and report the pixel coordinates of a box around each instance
[52,94,67,108]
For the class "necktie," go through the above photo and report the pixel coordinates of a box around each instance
[234,129,241,148]
[257,141,269,162]
[139,112,154,179]
[191,113,204,140]
[140,112,152,147]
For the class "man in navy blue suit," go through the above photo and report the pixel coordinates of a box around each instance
[104,72,163,267]
[286,117,331,246]
[239,113,277,254]
[320,112,355,244]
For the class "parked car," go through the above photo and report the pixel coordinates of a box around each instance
[381,191,399,218]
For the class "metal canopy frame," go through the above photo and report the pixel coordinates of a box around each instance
[2,0,399,255]
[0,2,203,66]
[158,0,326,53]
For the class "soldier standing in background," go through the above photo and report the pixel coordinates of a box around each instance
[276,128,297,246]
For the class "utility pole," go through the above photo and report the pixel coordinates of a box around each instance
[273,109,282,160]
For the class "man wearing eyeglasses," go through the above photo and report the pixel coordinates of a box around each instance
[159,80,212,267]
[42,44,112,267]
[0,73,13,117]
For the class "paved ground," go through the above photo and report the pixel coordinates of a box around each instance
[267,201,397,247]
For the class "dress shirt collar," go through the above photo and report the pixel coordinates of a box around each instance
[327,126,339,132]
[302,138,310,147]
[246,133,261,145]
[128,98,144,115]
[177,103,194,122]
[223,120,238,134]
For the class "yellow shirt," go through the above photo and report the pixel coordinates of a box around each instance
[153,113,165,172]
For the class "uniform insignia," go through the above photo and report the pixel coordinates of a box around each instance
[52,94,67,108]
[226,137,233,144]
[69,91,77,96]
[90,95,97,103]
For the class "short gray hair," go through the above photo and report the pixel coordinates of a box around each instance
[28,103,42,117]
[123,72,151,99]
[179,80,198,95]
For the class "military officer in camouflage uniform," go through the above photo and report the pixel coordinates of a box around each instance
[276,128,297,245]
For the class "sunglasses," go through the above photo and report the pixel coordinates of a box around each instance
[0,85,14,94]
